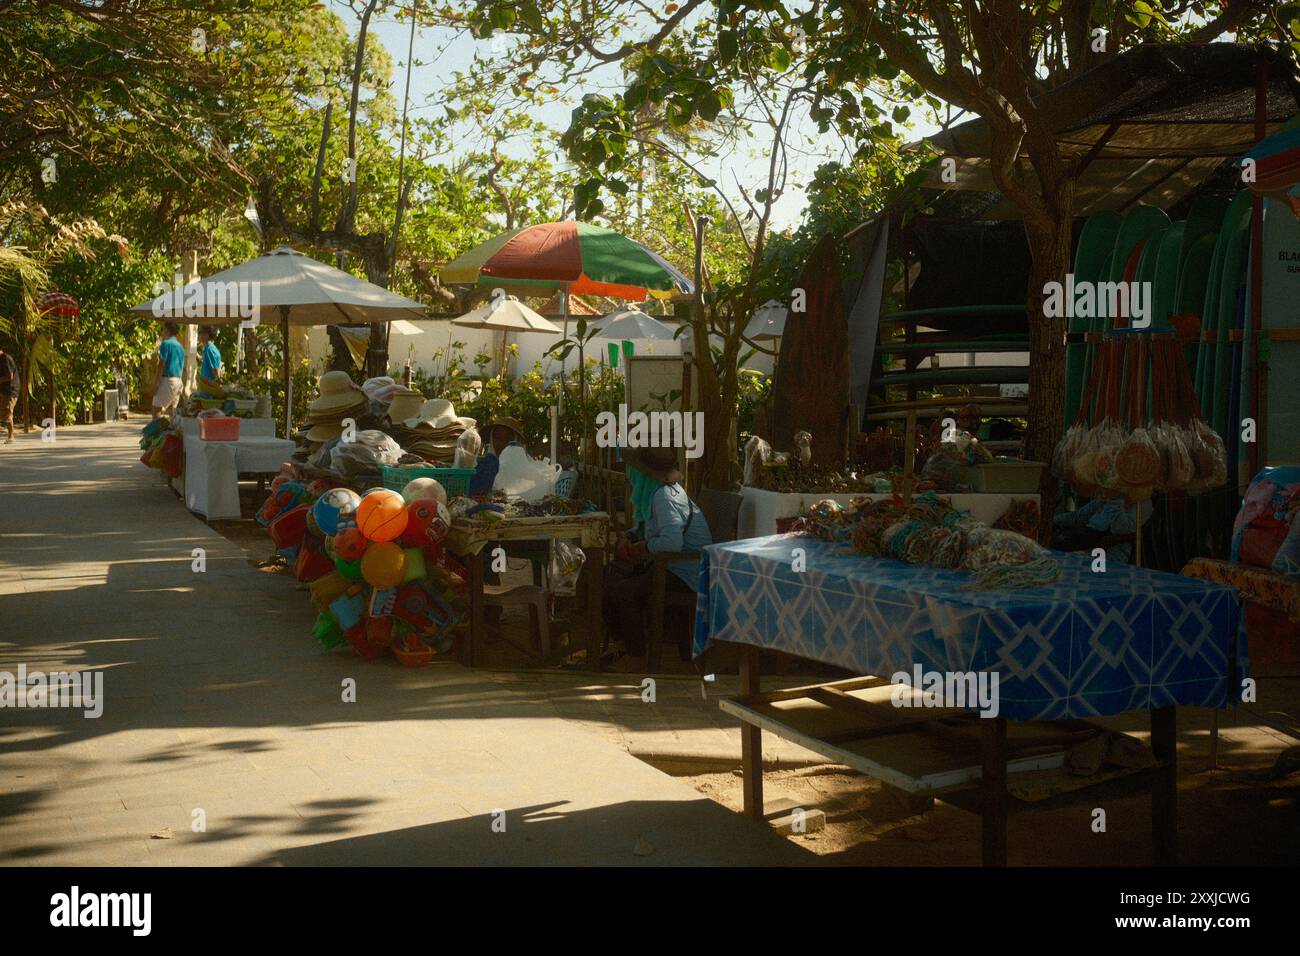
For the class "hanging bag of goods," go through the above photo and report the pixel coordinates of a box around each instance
[1115,336,1161,501]
[1152,338,1194,492]
[1169,335,1228,494]
[1057,337,1114,496]
[1091,337,1127,498]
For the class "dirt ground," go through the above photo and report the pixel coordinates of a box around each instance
[681,733,1300,866]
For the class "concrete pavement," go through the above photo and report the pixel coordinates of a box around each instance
[0,419,813,866]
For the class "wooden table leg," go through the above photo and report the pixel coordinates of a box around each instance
[1150,705,1178,865]
[739,644,764,819]
[980,717,1008,866]
[461,550,485,668]
[585,547,604,672]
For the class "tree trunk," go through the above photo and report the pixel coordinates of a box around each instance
[1022,211,1073,543]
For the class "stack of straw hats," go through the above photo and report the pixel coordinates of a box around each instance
[304,371,368,442]
[394,398,476,464]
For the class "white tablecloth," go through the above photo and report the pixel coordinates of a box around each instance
[737,486,1039,539]
[175,417,294,520]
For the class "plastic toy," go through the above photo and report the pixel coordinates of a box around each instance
[356,488,409,542]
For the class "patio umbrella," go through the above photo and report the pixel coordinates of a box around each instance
[592,306,677,341]
[131,246,427,437]
[744,299,788,341]
[38,292,80,425]
[1240,121,1300,208]
[452,295,562,378]
[441,222,692,426]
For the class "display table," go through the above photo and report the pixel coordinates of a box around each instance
[446,512,610,671]
[738,486,1037,539]
[175,417,296,520]
[694,535,1247,864]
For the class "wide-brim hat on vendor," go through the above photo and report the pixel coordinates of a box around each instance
[623,445,682,484]
[310,370,366,413]
[484,417,526,442]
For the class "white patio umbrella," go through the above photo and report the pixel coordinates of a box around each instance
[131,246,427,437]
[744,299,788,341]
[592,306,677,341]
[452,294,562,379]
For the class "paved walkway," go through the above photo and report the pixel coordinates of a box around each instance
[0,420,812,866]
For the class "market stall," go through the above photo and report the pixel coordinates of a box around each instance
[694,495,1246,865]
[445,511,609,670]
[173,415,294,520]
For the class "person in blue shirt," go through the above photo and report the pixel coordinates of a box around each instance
[197,326,223,392]
[152,322,186,419]
[603,445,712,659]
[468,417,525,497]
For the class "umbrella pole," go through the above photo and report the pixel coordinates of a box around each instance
[280,305,291,439]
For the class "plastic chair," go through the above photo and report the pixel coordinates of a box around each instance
[646,489,742,671]
[483,583,551,652]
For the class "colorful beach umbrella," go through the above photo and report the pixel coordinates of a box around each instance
[40,291,80,339]
[440,221,693,301]
[1240,120,1300,205]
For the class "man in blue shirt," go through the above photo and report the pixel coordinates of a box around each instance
[152,322,186,419]
[603,445,712,660]
[197,326,222,390]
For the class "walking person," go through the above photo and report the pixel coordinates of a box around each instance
[152,322,185,419]
[0,344,18,444]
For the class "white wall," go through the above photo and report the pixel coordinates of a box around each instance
[304,319,777,387]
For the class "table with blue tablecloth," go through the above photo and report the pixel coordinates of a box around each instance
[693,534,1248,864]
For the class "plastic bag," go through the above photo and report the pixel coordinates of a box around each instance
[550,539,586,596]
[453,427,481,469]
[329,430,403,476]
[494,445,559,501]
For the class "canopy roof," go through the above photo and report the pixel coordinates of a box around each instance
[924,43,1300,218]
[130,245,427,325]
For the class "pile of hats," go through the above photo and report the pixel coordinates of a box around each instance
[305,371,368,443]
[361,376,423,423]
[391,399,476,464]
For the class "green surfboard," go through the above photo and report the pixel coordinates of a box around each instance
[1064,211,1123,428]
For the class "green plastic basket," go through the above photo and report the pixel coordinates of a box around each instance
[381,465,475,497]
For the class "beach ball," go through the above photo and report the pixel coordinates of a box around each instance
[313,487,362,535]
[361,541,406,588]
[401,498,450,548]
[401,477,447,506]
[356,488,409,542]
[333,527,369,562]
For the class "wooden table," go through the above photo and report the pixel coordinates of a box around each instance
[445,512,609,671]
[727,653,1179,866]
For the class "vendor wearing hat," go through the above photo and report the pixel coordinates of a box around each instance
[468,417,526,497]
[603,445,711,659]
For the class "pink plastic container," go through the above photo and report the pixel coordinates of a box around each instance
[198,416,242,441]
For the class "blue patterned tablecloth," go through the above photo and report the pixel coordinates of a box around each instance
[693,535,1248,721]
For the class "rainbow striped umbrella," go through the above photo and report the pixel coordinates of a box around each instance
[440,221,692,301]
[1241,123,1300,196]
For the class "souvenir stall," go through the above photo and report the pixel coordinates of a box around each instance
[695,491,1246,866]
[257,369,610,669]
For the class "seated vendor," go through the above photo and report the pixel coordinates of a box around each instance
[468,417,526,497]
[603,446,712,659]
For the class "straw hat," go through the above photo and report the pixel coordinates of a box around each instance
[309,371,365,413]
[386,390,425,423]
[305,421,345,442]
[484,417,526,444]
[403,398,466,430]
[623,445,682,484]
